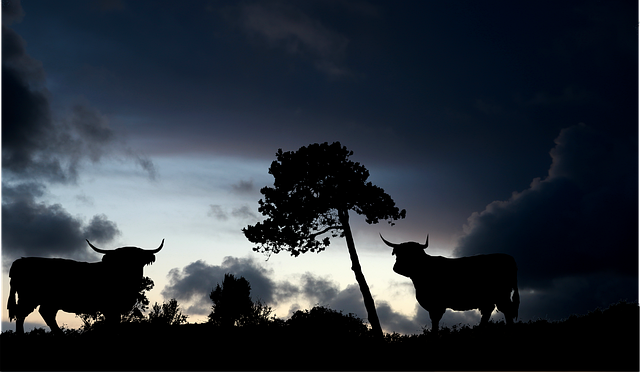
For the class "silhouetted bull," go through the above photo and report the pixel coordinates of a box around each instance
[381,234,519,334]
[7,239,164,335]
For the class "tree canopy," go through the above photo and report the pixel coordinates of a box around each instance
[243,141,406,257]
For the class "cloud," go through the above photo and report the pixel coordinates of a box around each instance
[298,272,340,304]
[161,256,277,315]
[2,0,25,25]
[207,204,228,221]
[376,301,421,334]
[208,204,257,220]
[160,258,360,317]
[231,205,258,220]
[454,124,638,320]
[231,179,255,194]
[161,255,463,333]
[240,2,350,77]
[2,7,157,183]
[1,182,121,267]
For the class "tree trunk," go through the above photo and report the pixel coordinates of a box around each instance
[338,208,384,339]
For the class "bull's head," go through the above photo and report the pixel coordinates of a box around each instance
[380,234,428,277]
[86,239,164,267]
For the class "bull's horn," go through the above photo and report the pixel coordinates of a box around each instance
[86,239,164,254]
[147,239,164,253]
[379,234,429,249]
[380,234,401,248]
[86,240,112,254]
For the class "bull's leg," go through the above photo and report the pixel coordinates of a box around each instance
[496,298,515,325]
[479,305,494,325]
[14,306,35,335]
[15,317,25,335]
[38,305,62,335]
[102,310,122,335]
[9,289,32,335]
[429,308,445,335]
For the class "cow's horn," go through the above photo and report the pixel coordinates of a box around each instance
[86,240,112,254]
[422,234,429,249]
[147,239,164,253]
[380,234,402,248]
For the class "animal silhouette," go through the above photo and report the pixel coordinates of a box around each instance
[381,234,519,334]
[7,239,164,334]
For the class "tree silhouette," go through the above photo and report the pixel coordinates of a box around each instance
[243,142,406,338]
[208,273,254,327]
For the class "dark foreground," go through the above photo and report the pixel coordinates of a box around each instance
[1,301,638,371]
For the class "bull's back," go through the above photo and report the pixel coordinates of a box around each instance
[9,257,107,312]
[10,257,98,282]
[411,253,517,311]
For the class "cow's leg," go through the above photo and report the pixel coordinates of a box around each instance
[479,305,494,325]
[429,308,445,335]
[15,307,36,334]
[15,317,25,335]
[103,310,122,335]
[496,297,515,325]
[10,291,34,335]
[13,305,28,335]
[38,305,62,335]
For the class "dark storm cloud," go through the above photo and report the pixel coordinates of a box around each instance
[454,124,637,319]
[2,0,25,24]
[2,1,156,183]
[1,182,121,267]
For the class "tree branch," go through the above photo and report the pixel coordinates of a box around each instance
[308,225,343,240]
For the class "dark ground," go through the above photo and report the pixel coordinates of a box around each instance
[1,301,638,371]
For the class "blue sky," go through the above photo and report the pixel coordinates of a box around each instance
[2,0,637,334]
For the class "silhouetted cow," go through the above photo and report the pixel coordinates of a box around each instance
[381,234,519,334]
[7,239,164,334]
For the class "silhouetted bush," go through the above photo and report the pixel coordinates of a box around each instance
[287,305,371,338]
[78,276,154,332]
[1,300,638,371]
[148,298,189,326]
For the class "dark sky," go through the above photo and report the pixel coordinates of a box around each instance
[2,0,637,333]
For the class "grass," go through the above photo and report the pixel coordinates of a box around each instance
[1,301,638,371]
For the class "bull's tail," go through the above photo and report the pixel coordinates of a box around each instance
[7,284,17,322]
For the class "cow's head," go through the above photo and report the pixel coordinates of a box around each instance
[86,239,164,269]
[380,234,428,277]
